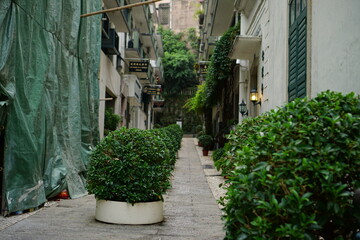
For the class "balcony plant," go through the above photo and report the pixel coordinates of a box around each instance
[87,126,180,224]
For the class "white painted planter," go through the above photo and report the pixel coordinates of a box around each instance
[95,199,164,225]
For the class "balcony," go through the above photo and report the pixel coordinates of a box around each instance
[127,0,158,60]
[125,30,145,59]
[103,0,131,32]
[234,0,256,16]
[123,74,142,107]
[127,0,153,34]
[203,0,236,36]
[102,29,120,55]
[229,35,261,60]
[150,58,164,84]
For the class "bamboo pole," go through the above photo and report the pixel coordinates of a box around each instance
[81,0,162,18]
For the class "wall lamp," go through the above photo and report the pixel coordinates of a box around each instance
[239,99,248,116]
[250,88,261,106]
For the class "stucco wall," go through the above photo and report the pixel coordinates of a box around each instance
[264,1,289,111]
[99,52,122,138]
[310,0,360,97]
[167,0,199,33]
[239,0,289,115]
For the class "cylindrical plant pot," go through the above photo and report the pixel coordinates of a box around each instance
[95,199,164,225]
[202,149,209,156]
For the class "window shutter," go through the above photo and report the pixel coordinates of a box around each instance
[288,0,307,102]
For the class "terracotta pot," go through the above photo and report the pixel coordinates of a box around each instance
[202,149,209,156]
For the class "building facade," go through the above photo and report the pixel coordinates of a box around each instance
[99,0,165,137]
[156,0,201,33]
[199,0,360,135]
[230,0,360,120]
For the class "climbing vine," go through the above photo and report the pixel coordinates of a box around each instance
[185,23,240,113]
[204,23,239,107]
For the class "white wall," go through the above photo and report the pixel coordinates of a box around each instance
[239,0,289,116]
[237,0,360,124]
[265,0,288,111]
[99,51,122,138]
[98,79,106,138]
[311,0,360,97]
[129,107,147,130]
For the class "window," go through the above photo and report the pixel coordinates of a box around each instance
[159,3,170,25]
[288,0,307,102]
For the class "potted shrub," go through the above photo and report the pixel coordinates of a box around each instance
[104,108,122,136]
[87,127,174,225]
[197,134,213,156]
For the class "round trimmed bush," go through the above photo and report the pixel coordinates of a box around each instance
[87,127,173,204]
[220,91,360,239]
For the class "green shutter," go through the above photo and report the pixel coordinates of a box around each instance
[288,0,307,102]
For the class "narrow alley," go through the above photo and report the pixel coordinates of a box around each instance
[0,138,225,240]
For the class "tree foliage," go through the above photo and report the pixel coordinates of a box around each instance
[183,82,206,113]
[158,27,197,93]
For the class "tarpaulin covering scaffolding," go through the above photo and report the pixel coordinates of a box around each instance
[0,0,101,214]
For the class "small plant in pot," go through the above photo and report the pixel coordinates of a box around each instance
[87,127,173,225]
[197,134,213,156]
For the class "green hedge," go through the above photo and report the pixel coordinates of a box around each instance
[87,125,182,204]
[198,134,214,150]
[218,91,360,239]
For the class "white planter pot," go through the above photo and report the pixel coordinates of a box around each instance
[95,199,164,224]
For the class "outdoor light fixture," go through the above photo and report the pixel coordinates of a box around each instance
[250,88,261,105]
[239,99,248,116]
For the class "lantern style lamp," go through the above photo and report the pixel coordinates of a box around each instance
[239,99,248,116]
[250,88,261,105]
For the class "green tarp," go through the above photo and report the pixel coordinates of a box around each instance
[0,0,101,214]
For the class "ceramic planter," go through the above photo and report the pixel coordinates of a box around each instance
[95,199,164,224]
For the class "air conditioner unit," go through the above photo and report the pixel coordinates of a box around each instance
[101,29,120,55]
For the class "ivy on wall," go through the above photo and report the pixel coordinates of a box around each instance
[185,23,240,114]
[204,23,239,107]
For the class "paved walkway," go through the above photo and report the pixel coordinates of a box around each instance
[0,138,225,239]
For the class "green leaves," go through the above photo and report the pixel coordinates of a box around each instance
[197,134,214,150]
[86,125,183,204]
[158,27,197,94]
[219,91,360,239]
[183,83,206,113]
[204,23,239,107]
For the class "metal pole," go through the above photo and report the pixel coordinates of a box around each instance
[81,0,162,18]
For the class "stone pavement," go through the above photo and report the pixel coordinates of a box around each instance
[0,138,225,240]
